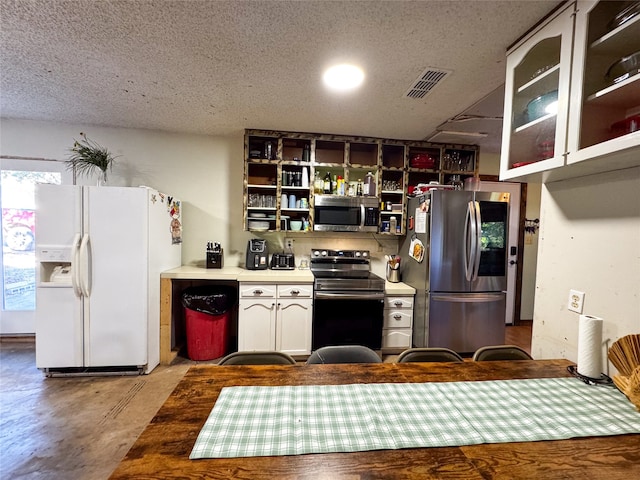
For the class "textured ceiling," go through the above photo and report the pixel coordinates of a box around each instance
[1,0,560,152]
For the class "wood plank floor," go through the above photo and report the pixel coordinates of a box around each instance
[506,322,533,354]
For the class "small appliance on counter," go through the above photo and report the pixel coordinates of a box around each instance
[246,239,268,270]
[206,242,223,269]
[270,252,295,270]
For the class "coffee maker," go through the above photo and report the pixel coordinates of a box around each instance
[245,239,268,270]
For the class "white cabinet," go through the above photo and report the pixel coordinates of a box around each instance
[500,1,640,183]
[238,283,312,355]
[382,294,414,352]
[500,2,575,181]
[567,1,640,167]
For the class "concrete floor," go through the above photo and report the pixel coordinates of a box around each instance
[0,341,194,480]
[0,325,531,479]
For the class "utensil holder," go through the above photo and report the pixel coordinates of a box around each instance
[206,251,223,269]
[386,265,400,283]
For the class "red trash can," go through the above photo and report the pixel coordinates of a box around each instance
[181,286,236,361]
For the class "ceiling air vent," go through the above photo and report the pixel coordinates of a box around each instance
[404,67,452,99]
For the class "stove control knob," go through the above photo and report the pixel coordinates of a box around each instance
[321,250,328,256]
[313,250,320,257]
[355,251,361,257]
[362,251,368,258]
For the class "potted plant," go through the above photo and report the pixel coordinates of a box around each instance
[66,132,118,185]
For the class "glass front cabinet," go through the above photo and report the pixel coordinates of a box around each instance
[501,1,640,182]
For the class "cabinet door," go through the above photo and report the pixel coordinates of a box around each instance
[567,0,640,166]
[276,299,312,355]
[382,329,412,349]
[239,283,276,298]
[383,309,413,329]
[277,284,313,298]
[384,296,414,309]
[500,3,575,181]
[238,299,276,351]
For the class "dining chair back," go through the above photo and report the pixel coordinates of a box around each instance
[397,347,464,363]
[306,345,382,364]
[472,345,533,361]
[218,351,297,366]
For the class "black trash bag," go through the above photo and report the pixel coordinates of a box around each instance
[181,286,237,315]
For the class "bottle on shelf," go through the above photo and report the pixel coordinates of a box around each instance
[357,179,363,196]
[302,144,311,162]
[332,175,337,194]
[337,176,345,195]
[264,141,275,160]
[314,172,323,194]
[390,216,397,233]
[364,171,376,196]
[323,172,331,194]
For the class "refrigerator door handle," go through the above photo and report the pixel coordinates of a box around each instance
[79,233,92,297]
[472,200,482,281]
[464,201,478,281]
[432,293,504,302]
[71,233,82,298]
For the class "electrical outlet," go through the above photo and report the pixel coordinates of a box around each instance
[568,290,585,313]
[284,238,294,250]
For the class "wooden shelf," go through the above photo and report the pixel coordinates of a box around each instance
[245,129,479,232]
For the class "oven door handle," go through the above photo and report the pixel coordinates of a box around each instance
[315,292,385,300]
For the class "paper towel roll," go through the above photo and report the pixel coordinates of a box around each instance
[577,315,603,379]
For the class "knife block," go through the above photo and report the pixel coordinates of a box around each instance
[206,250,223,269]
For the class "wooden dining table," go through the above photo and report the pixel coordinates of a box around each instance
[109,359,640,479]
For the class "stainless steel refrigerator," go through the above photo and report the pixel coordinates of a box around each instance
[401,189,508,353]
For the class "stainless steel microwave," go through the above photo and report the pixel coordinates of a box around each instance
[313,195,379,232]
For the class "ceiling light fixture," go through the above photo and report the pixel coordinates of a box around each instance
[323,64,365,92]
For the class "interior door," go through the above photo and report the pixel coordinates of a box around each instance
[0,158,70,334]
[476,181,522,324]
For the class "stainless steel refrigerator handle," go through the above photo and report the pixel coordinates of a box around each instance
[472,200,482,281]
[315,292,385,300]
[432,293,504,302]
[71,233,82,298]
[464,201,477,281]
[79,234,91,297]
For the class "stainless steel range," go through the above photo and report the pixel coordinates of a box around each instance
[310,249,385,351]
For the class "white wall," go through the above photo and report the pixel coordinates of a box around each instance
[521,182,541,320]
[532,166,640,374]
[0,118,244,266]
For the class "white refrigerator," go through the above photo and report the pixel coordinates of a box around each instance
[35,185,182,375]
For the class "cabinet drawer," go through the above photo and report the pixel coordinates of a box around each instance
[277,284,313,298]
[382,329,412,349]
[383,310,413,328]
[384,296,414,309]
[239,283,276,298]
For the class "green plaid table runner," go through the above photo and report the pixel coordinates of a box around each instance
[190,377,640,459]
